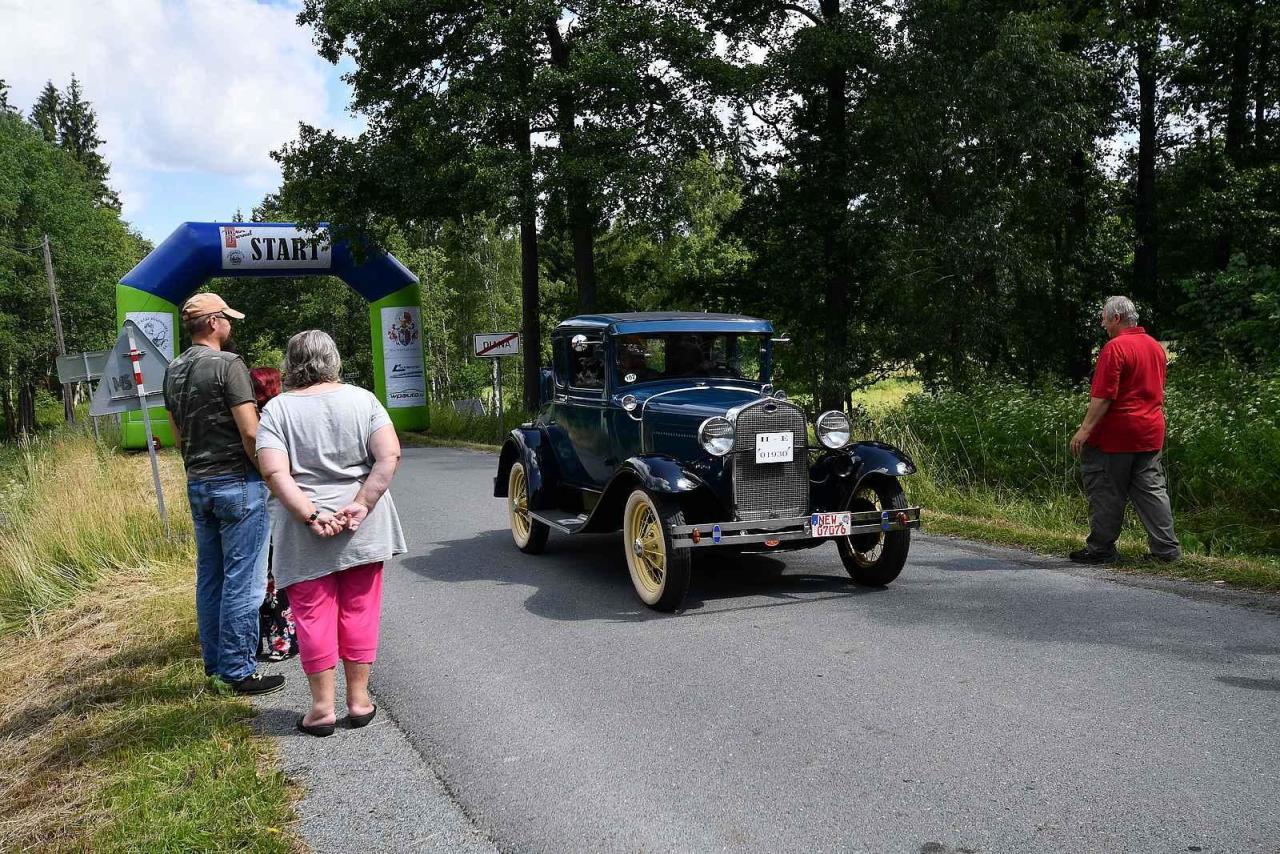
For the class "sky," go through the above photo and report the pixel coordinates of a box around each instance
[0,0,364,244]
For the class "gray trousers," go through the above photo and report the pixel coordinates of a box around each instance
[1080,445,1180,558]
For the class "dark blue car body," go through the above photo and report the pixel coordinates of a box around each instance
[495,312,922,609]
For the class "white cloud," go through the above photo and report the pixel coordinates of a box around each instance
[0,0,357,223]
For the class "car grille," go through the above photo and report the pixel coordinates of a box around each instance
[732,400,809,521]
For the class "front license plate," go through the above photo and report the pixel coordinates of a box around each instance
[810,512,852,537]
[755,431,794,463]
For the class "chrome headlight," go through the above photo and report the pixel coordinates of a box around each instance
[816,410,852,449]
[698,416,735,457]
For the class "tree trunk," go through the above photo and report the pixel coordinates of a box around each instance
[818,0,850,413]
[545,20,597,314]
[18,383,36,435]
[1133,0,1160,308]
[1216,0,1257,269]
[1065,147,1093,382]
[1256,23,1272,153]
[570,197,597,314]
[1225,0,1256,167]
[2,381,13,440]
[517,119,542,414]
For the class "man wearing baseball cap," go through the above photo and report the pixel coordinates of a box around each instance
[163,293,284,696]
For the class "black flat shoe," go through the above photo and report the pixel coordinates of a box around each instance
[347,706,377,729]
[1068,548,1118,565]
[297,715,335,737]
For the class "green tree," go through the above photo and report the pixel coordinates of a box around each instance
[57,74,120,210]
[708,0,893,408]
[0,79,13,114]
[280,1,718,411]
[0,113,145,435]
[870,1,1124,388]
[281,1,547,410]
[537,3,719,312]
[29,81,60,144]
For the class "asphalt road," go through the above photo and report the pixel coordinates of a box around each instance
[370,446,1279,854]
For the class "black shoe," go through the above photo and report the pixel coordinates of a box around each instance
[1141,551,1181,564]
[347,705,377,729]
[297,715,335,737]
[1068,548,1118,565]
[229,672,286,696]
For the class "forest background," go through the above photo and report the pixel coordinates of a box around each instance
[1,0,1277,571]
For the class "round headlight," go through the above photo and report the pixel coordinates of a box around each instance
[698,416,735,457]
[816,410,851,449]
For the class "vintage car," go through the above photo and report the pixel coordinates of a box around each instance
[494,312,922,611]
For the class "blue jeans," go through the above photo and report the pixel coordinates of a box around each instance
[187,471,270,681]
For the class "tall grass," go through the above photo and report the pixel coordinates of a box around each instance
[0,429,299,850]
[868,364,1280,560]
[423,401,531,448]
[0,429,193,634]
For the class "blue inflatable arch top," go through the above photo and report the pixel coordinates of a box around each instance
[121,221,417,303]
[115,221,428,448]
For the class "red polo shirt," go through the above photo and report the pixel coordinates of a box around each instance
[1088,327,1167,453]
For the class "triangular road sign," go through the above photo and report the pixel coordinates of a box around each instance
[90,320,170,416]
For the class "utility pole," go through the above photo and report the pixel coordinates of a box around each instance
[41,234,74,423]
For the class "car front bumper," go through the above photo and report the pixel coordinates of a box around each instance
[669,507,922,549]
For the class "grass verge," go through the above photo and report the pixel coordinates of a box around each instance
[909,481,1280,591]
[0,430,300,851]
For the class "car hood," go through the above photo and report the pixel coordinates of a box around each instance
[625,383,766,421]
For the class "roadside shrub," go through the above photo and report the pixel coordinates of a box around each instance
[871,364,1280,556]
[425,401,531,447]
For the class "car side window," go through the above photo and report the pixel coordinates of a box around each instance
[553,338,569,388]
[569,340,605,392]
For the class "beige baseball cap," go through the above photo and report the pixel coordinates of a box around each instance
[180,292,245,322]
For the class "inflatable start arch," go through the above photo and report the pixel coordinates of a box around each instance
[116,222,428,448]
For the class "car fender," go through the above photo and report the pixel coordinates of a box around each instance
[494,427,560,510]
[848,441,916,492]
[579,455,706,534]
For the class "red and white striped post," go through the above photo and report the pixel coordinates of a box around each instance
[125,325,170,537]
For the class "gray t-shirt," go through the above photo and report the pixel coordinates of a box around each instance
[256,384,407,588]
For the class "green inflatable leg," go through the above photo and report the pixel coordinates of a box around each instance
[116,285,179,449]
[370,284,430,432]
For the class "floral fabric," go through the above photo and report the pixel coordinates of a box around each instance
[258,566,298,661]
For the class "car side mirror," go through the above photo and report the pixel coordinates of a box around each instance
[571,334,590,352]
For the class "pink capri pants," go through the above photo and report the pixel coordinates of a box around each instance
[286,562,384,675]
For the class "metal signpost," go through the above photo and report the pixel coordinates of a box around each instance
[56,349,110,441]
[473,333,520,446]
[90,321,171,536]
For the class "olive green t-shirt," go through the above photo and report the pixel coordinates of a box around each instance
[162,345,256,479]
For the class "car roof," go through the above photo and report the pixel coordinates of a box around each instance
[555,312,772,336]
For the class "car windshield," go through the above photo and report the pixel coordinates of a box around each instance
[615,333,768,386]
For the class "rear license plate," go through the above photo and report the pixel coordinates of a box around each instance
[755,431,794,463]
[810,512,852,537]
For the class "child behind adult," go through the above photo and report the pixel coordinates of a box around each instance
[250,366,298,662]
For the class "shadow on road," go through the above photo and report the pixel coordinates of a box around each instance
[397,528,883,623]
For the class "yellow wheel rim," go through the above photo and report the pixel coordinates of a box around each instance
[849,487,885,567]
[509,464,532,544]
[627,497,666,595]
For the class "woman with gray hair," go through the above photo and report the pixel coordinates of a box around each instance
[256,330,406,736]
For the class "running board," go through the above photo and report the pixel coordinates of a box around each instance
[529,510,591,534]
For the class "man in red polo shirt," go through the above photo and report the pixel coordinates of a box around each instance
[1068,296,1181,564]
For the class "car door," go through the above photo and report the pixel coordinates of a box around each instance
[546,333,611,488]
